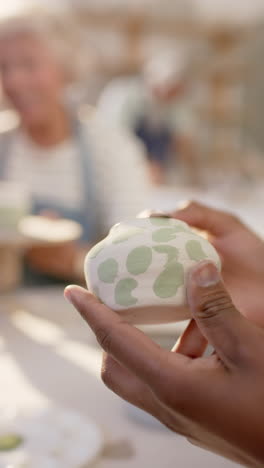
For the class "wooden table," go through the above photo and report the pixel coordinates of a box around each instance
[0,288,238,468]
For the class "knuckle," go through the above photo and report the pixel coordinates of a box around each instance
[188,200,199,209]
[95,326,112,352]
[187,437,201,448]
[173,200,198,216]
[164,422,175,433]
[95,320,130,353]
[227,212,240,227]
[101,365,113,389]
[198,291,234,322]
[182,200,200,214]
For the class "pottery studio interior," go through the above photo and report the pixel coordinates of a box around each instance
[0,1,264,467]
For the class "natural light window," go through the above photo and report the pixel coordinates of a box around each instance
[0,0,27,18]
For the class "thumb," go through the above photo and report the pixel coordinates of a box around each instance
[187,261,246,368]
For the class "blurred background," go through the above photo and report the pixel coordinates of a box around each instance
[0,1,264,467]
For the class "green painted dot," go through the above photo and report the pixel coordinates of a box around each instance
[153,245,179,265]
[112,228,144,244]
[126,246,152,275]
[98,258,118,284]
[115,278,138,307]
[173,225,189,233]
[150,217,173,226]
[186,240,208,262]
[0,434,23,452]
[88,241,106,259]
[153,261,184,299]
[152,228,179,243]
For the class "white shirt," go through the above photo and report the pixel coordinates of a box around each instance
[86,114,151,232]
[98,77,197,136]
[3,113,151,234]
[6,133,83,211]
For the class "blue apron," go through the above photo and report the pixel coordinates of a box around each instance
[0,116,100,285]
[0,116,100,242]
[134,115,174,166]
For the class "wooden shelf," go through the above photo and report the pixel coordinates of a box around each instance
[72,6,258,165]
[74,7,253,39]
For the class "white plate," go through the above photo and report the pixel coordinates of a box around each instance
[0,406,103,468]
[18,216,83,244]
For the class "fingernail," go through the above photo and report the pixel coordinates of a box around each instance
[194,262,220,288]
[171,336,181,352]
[177,200,191,211]
[64,286,75,304]
[137,209,169,219]
[137,209,153,218]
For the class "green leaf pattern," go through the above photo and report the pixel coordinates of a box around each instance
[92,223,219,307]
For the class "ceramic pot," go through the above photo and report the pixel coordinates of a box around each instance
[85,217,221,324]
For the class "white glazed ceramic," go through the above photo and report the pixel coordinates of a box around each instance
[0,407,103,468]
[18,216,83,244]
[85,217,221,325]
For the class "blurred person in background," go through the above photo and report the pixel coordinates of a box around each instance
[98,50,199,186]
[0,9,150,285]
